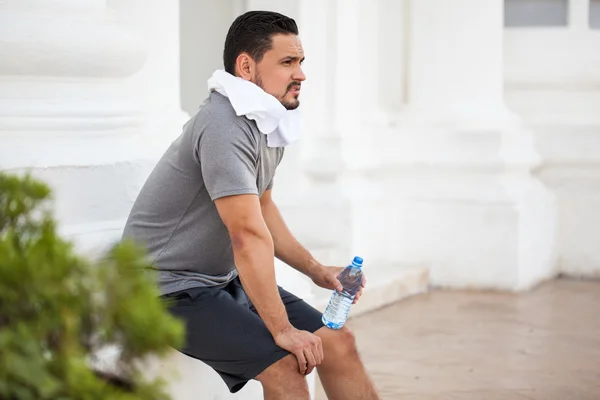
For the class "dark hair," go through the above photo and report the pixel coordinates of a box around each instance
[223,11,299,75]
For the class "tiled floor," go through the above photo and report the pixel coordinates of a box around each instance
[316,278,600,400]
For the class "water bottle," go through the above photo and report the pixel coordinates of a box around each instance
[321,256,364,329]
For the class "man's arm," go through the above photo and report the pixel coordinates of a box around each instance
[259,190,335,284]
[214,194,288,333]
[259,190,368,303]
[213,193,323,374]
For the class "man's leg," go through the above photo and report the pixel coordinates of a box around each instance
[315,326,380,400]
[255,286,379,400]
[255,354,310,400]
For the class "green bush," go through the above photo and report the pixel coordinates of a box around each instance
[0,172,184,400]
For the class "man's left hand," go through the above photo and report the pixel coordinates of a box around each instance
[311,266,367,305]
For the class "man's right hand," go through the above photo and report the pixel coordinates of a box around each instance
[274,326,324,375]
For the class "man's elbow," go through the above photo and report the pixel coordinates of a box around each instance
[228,222,272,251]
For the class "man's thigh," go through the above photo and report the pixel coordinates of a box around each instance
[164,284,288,393]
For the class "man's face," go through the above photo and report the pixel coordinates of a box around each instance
[252,34,306,110]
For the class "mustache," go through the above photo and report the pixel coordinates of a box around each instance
[287,82,301,91]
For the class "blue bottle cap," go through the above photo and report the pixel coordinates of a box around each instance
[352,256,363,267]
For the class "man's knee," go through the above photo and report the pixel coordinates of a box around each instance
[319,326,358,360]
[256,354,306,387]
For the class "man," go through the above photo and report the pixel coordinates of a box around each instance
[123,10,380,400]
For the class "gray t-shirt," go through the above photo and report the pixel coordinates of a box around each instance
[122,92,285,295]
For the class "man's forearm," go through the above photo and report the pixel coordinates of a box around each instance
[232,228,292,335]
[261,200,322,279]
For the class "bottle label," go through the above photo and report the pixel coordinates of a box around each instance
[338,266,362,296]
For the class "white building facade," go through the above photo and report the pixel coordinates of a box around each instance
[1,0,599,398]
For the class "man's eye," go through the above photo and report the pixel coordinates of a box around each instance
[282,60,292,65]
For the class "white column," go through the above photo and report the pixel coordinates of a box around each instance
[557,0,600,278]
[299,0,344,184]
[0,0,146,169]
[387,0,558,290]
[297,0,395,273]
[406,0,513,126]
[328,0,406,279]
[107,0,189,156]
[569,0,591,30]
[376,0,408,116]
[505,0,600,278]
[294,0,355,274]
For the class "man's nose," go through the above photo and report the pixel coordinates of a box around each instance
[293,66,306,82]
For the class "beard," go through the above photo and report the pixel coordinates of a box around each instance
[256,74,301,110]
[281,96,300,110]
[281,83,301,110]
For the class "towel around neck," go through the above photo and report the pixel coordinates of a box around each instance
[207,69,302,148]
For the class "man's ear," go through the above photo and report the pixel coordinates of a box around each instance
[235,53,254,81]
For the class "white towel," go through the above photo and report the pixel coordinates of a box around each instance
[207,69,302,148]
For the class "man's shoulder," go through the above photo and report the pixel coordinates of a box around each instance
[197,92,247,127]
[191,92,259,142]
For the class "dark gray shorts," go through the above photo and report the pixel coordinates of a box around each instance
[162,277,324,393]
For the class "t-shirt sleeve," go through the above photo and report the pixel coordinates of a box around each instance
[266,177,274,191]
[197,120,259,201]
